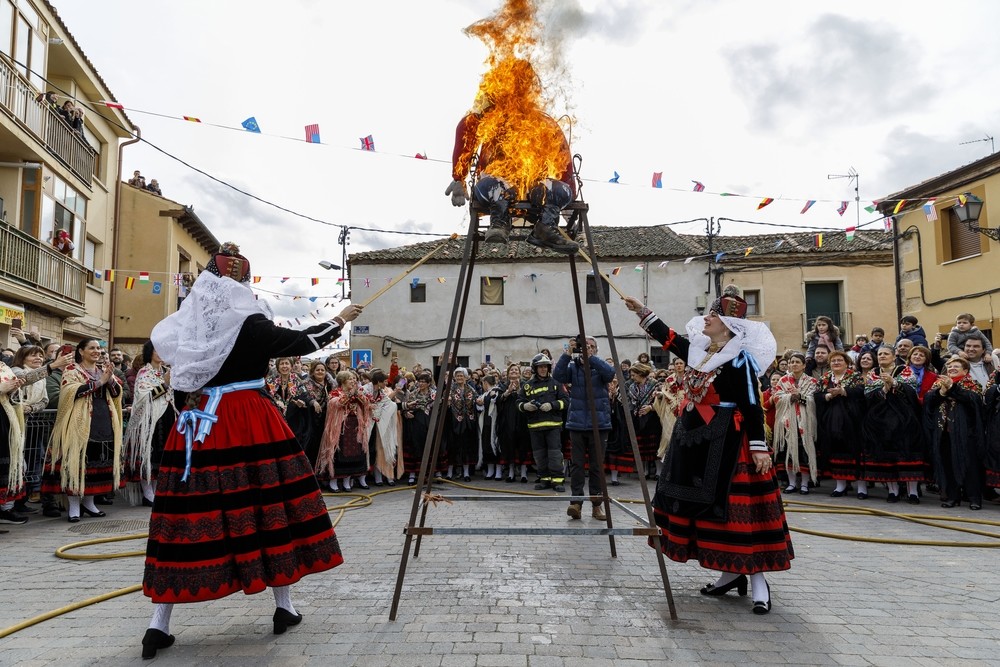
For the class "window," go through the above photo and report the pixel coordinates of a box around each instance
[83,238,99,287]
[586,274,610,304]
[19,166,39,235]
[480,276,504,305]
[804,282,841,337]
[944,208,983,262]
[39,174,85,260]
[744,289,760,317]
[410,282,426,303]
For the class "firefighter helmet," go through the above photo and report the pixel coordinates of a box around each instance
[531,353,552,370]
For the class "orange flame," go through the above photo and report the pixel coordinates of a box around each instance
[461,0,572,199]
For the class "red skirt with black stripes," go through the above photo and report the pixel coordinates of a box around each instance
[142,389,343,604]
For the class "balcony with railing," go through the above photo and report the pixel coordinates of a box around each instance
[0,56,97,186]
[0,220,87,311]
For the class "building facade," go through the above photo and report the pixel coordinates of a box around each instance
[112,184,218,353]
[878,153,999,345]
[348,226,895,372]
[0,1,133,349]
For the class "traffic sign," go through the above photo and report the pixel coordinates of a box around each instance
[351,349,373,368]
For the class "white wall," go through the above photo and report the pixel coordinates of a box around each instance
[349,258,707,371]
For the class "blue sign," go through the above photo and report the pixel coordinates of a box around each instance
[352,325,370,335]
[351,349,373,368]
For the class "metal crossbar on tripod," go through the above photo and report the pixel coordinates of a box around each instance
[388,183,677,621]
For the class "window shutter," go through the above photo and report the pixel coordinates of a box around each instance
[948,210,981,260]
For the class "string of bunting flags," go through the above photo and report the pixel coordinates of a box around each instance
[97,100,967,221]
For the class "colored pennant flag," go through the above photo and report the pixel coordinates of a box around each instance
[100,100,124,110]
[305,124,321,144]
[360,135,375,151]
[864,205,877,214]
[714,252,724,262]
[757,197,775,210]
[172,273,183,286]
[634,265,643,272]
[610,267,622,276]
[295,318,301,326]
[814,233,823,248]
[436,277,446,283]
[658,260,669,268]
[152,281,162,295]
[744,247,753,257]
[411,278,419,288]
[414,153,427,159]
[93,269,102,280]
[484,276,491,286]
[241,117,261,133]
[692,181,705,192]
[363,278,371,288]
[608,171,620,183]
[103,269,115,282]
[720,192,737,197]
[837,201,848,217]
[924,201,938,222]
[311,278,320,286]
[124,276,135,289]
[958,194,968,206]
[651,172,663,188]
[138,271,150,283]
[845,227,856,241]
[684,257,695,264]
[280,277,290,283]
[183,116,201,123]
[884,217,894,231]
[252,276,261,283]
[774,240,785,250]
[309,296,318,302]
[800,200,816,214]
[293,296,302,301]
[892,199,906,215]
[336,278,346,284]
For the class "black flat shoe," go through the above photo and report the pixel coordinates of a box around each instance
[830,490,845,497]
[81,507,106,518]
[387,480,396,487]
[95,496,114,506]
[799,488,810,495]
[141,498,154,507]
[856,493,868,500]
[463,475,471,482]
[611,480,621,487]
[752,580,772,615]
[970,504,982,511]
[907,494,920,505]
[374,480,383,487]
[886,493,899,503]
[941,500,958,508]
[700,574,748,597]
[783,486,796,494]
[67,515,80,523]
[141,628,174,659]
[520,476,528,484]
[505,476,515,483]
[273,607,303,635]
[358,482,370,490]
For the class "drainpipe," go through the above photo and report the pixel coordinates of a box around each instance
[108,127,141,344]
[891,213,902,324]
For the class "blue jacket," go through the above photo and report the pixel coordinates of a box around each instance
[552,352,616,431]
[895,325,928,347]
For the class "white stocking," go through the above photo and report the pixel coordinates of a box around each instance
[887,482,899,496]
[519,464,528,479]
[272,585,296,615]
[713,571,741,587]
[750,573,770,603]
[906,481,919,496]
[856,480,869,495]
[374,469,383,484]
[462,465,470,477]
[67,495,81,518]
[834,479,847,493]
[140,480,156,503]
[149,603,173,633]
[81,495,99,513]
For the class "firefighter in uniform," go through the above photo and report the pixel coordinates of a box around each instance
[518,354,569,491]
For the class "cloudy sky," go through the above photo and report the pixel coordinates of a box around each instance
[55,0,1000,321]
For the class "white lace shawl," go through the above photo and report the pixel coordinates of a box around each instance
[151,271,274,392]
[771,372,819,481]
[123,364,173,487]
[683,315,777,377]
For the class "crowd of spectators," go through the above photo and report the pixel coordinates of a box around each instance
[127,170,163,196]
[2,307,998,531]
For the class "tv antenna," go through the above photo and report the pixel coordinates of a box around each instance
[959,134,995,154]
[828,166,860,230]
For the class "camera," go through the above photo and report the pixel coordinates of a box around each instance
[569,334,586,354]
[531,400,543,408]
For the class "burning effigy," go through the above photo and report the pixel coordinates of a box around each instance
[446,0,579,253]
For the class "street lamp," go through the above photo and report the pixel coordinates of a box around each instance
[318,258,346,299]
[951,193,999,241]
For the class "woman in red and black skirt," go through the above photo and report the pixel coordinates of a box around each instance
[141,242,362,659]
[608,362,662,480]
[625,286,791,615]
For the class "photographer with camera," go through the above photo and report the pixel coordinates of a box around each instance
[517,354,569,491]
[552,335,616,520]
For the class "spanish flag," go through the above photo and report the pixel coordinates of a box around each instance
[124,276,136,289]
[252,276,261,283]
[892,199,906,215]
[814,233,823,248]
[311,278,320,286]
[611,267,622,276]
[757,197,775,210]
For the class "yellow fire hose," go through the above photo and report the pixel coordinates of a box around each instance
[3,482,999,639]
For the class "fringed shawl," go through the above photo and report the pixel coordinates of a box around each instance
[772,372,819,481]
[47,364,123,495]
[123,364,173,484]
[370,386,401,478]
[1,363,25,493]
[316,388,371,479]
[652,377,683,459]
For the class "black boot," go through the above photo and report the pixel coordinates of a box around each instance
[527,205,579,253]
[485,198,512,243]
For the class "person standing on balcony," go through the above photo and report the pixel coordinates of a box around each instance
[52,229,74,256]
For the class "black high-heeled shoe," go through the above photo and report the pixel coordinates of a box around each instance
[81,507,106,518]
[752,580,772,615]
[141,628,175,659]
[273,607,303,635]
[700,574,748,597]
